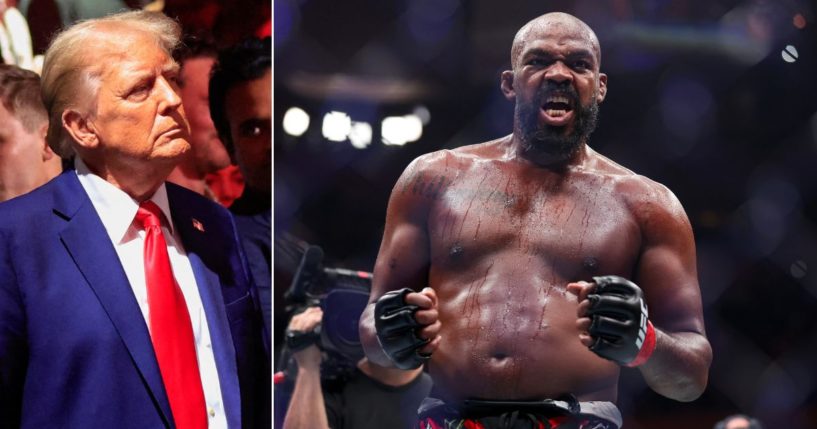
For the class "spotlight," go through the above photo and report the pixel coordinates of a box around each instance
[322,111,351,142]
[402,114,423,142]
[282,107,310,136]
[381,115,423,146]
[349,122,372,149]
[781,45,798,63]
[413,105,431,125]
[793,13,806,30]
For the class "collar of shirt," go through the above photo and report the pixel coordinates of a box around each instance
[74,157,174,244]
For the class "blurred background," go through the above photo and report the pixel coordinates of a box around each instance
[275,0,817,427]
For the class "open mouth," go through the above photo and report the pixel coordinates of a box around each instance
[540,94,574,126]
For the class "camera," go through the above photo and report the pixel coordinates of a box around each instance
[282,245,372,375]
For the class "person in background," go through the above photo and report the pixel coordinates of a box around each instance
[209,36,272,340]
[167,34,244,205]
[0,11,269,427]
[0,63,61,202]
[714,414,765,429]
[0,0,37,71]
[283,306,432,429]
[205,162,244,206]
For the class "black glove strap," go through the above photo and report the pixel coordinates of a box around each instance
[374,288,431,369]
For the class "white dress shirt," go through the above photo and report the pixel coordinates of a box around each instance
[75,158,227,428]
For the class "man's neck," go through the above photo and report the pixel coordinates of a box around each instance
[507,134,590,170]
[357,358,423,387]
[79,156,173,201]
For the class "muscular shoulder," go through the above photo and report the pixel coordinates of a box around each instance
[393,138,506,200]
[405,138,506,171]
[586,150,690,231]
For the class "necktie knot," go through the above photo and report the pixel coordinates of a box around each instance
[135,200,164,229]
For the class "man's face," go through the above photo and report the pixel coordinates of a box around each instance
[0,103,48,200]
[179,56,230,174]
[89,32,190,168]
[225,69,270,193]
[510,19,606,163]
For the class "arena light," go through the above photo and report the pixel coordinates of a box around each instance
[322,111,351,142]
[349,122,372,149]
[381,117,407,146]
[282,107,310,136]
[403,114,423,142]
[381,115,423,146]
[781,45,798,63]
[413,105,431,125]
[793,13,806,30]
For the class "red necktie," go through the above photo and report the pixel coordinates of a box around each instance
[135,201,207,428]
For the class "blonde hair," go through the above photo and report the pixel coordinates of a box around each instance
[40,11,181,158]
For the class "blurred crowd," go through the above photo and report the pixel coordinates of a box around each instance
[0,0,269,203]
[0,2,272,425]
[0,0,272,337]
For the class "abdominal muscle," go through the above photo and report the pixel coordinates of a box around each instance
[427,275,620,403]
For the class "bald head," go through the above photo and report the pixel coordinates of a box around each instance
[510,12,601,71]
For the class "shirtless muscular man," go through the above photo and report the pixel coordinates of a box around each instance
[360,12,712,429]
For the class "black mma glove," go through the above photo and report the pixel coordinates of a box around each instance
[586,275,656,367]
[374,288,431,370]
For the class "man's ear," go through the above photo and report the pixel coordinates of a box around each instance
[500,70,516,101]
[596,73,608,104]
[62,109,98,149]
[37,122,56,161]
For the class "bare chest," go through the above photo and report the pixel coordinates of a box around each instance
[425,167,641,278]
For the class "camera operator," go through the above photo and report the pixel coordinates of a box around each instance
[282,306,432,429]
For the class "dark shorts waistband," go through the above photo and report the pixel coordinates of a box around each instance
[417,396,622,429]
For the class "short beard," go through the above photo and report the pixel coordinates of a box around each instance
[516,85,600,164]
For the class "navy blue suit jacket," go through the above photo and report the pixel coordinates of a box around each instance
[0,172,270,428]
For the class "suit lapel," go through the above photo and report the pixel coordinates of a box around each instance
[167,185,242,428]
[54,173,173,427]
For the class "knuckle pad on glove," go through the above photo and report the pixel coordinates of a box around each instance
[586,295,634,319]
[599,284,633,298]
[594,275,638,296]
[379,307,420,336]
[586,276,650,365]
[589,315,631,337]
[589,336,614,352]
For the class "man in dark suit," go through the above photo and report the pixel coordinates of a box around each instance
[209,37,272,346]
[0,10,269,428]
